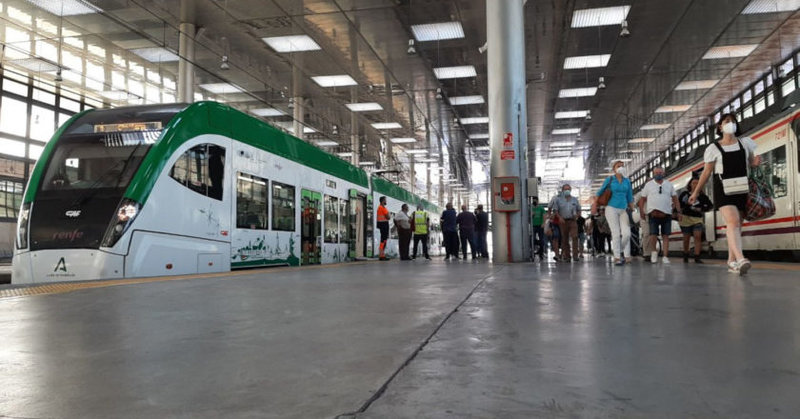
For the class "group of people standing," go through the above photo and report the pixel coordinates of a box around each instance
[376,197,432,261]
[440,203,490,260]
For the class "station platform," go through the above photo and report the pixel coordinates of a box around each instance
[1,257,799,418]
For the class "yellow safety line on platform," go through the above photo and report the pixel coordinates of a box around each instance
[0,261,368,299]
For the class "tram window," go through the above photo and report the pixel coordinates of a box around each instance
[340,199,349,243]
[743,105,753,119]
[760,146,788,198]
[324,195,339,243]
[272,182,295,231]
[169,144,225,200]
[743,89,752,104]
[236,172,268,230]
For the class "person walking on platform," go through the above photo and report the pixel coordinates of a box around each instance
[474,205,490,258]
[639,167,679,264]
[577,213,586,259]
[441,202,459,260]
[456,205,477,259]
[690,113,759,275]
[550,184,581,261]
[377,196,390,261]
[679,176,713,263]
[531,197,546,260]
[547,194,562,261]
[412,204,431,260]
[394,204,412,260]
[594,160,634,266]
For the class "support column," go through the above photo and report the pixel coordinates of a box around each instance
[409,156,415,194]
[487,0,529,262]
[426,163,432,202]
[292,62,304,140]
[177,0,195,103]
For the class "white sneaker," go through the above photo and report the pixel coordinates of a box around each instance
[662,257,670,264]
[651,251,658,264]
[727,261,740,273]
[737,259,751,275]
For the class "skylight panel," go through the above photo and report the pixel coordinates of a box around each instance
[555,110,589,119]
[563,54,611,69]
[628,138,655,143]
[131,47,179,63]
[433,65,477,79]
[345,102,383,112]
[469,133,490,139]
[702,44,758,59]
[449,95,485,105]
[390,137,417,144]
[24,0,98,16]
[411,22,465,41]
[460,117,489,124]
[558,87,598,98]
[742,0,800,14]
[199,83,244,95]
[250,108,285,117]
[571,6,631,27]
[262,35,321,53]
[675,80,719,90]
[311,75,357,87]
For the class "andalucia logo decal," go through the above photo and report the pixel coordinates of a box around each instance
[47,257,75,278]
[54,257,67,272]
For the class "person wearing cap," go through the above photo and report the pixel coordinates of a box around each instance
[549,184,581,261]
[594,159,634,265]
[411,204,431,260]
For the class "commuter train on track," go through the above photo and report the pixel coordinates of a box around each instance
[635,106,800,261]
[12,102,441,283]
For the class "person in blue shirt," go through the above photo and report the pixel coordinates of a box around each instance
[594,159,634,265]
[440,202,459,260]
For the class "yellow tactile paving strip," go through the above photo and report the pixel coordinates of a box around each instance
[0,261,368,299]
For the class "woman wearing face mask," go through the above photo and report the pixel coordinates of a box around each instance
[594,159,634,265]
[689,113,759,275]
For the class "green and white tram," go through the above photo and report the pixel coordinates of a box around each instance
[13,101,439,283]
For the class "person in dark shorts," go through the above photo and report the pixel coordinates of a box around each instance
[377,196,390,260]
[679,177,713,263]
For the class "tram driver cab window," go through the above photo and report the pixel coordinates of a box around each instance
[170,144,225,201]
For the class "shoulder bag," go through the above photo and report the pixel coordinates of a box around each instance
[597,177,612,206]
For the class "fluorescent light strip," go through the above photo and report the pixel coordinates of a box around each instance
[312,75,357,87]
[24,0,97,15]
[702,44,758,59]
[460,117,489,124]
[316,140,338,147]
[337,152,353,157]
[469,133,490,139]
[359,161,375,166]
[742,0,800,14]
[571,5,631,27]
[390,137,416,144]
[345,102,383,112]
[628,138,655,144]
[199,83,244,94]
[405,149,429,155]
[616,158,632,162]
[131,47,179,63]
[559,87,598,98]
[563,54,611,69]
[450,95,485,105]
[411,22,465,41]
[640,124,671,130]
[433,65,477,79]
[250,108,285,117]
[675,79,719,90]
[555,110,589,119]
[372,122,402,130]
[262,35,321,53]
[655,104,691,113]
[552,128,581,135]
[550,141,575,147]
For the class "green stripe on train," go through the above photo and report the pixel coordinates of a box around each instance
[126,101,370,204]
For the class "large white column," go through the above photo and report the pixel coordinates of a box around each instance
[177,0,195,103]
[487,0,530,262]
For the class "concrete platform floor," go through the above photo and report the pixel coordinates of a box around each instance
[1,257,799,418]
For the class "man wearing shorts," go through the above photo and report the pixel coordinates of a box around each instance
[639,167,679,264]
[377,196,390,260]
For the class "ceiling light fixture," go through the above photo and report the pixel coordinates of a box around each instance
[555,110,589,119]
[407,39,417,55]
[742,0,800,14]
[311,75,357,87]
[598,77,607,89]
[585,110,592,121]
[435,88,443,100]
[640,124,671,130]
[552,128,581,135]
[433,65,477,79]
[316,140,338,147]
[449,95,485,105]
[411,22,465,41]
[372,122,402,130]
[563,54,612,69]
[220,55,230,70]
[628,137,656,144]
[469,133,490,139]
[24,0,98,16]
[619,20,631,37]
[460,117,489,124]
[655,104,692,113]
[571,5,631,28]
[675,79,719,90]
[390,137,417,144]
[359,161,375,166]
[131,47,180,63]
[405,149,429,155]
[702,44,758,59]
[198,83,244,94]
[262,35,321,53]
[345,102,383,112]
[250,108,285,117]
[337,152,354,158]
[559,87,598,98]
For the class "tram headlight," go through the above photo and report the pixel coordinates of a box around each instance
[16,202,31,249]
[101,198,141,248]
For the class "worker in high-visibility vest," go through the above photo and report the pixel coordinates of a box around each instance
[411,204,431,260]
[377,196,390,260]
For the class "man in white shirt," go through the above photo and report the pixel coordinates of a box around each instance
[638,167,679,264]
[394,204,413,260]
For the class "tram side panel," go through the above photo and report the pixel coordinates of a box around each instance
[123,134,232,278]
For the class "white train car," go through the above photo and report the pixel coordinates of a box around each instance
[12,102,432,283]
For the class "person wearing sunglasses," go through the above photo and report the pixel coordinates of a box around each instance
[638,167,679,264]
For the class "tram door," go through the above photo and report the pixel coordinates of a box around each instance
[348,190,367,259]
[301,189,322,265]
